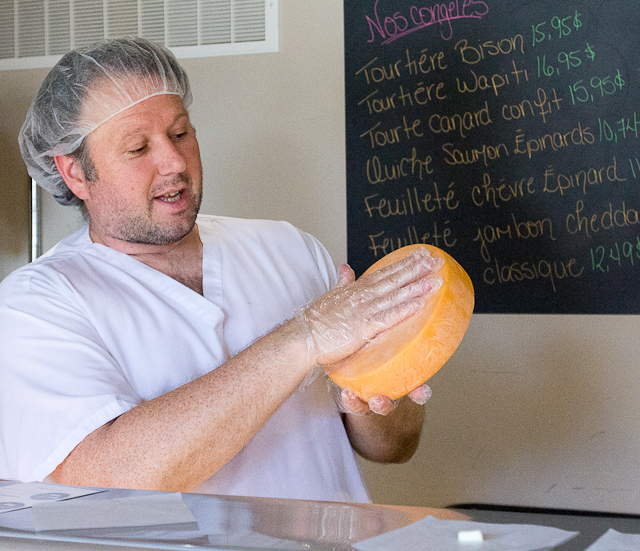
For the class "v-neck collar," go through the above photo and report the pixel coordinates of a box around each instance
[79,223,223,326]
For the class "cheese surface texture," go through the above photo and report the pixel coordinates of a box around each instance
[327,245,474,401]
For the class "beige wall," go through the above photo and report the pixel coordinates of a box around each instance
[0,68,47,279]
[2,1,640,513]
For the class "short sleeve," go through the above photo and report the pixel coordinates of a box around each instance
[0,266,140,482]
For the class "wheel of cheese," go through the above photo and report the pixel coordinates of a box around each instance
[327,244,474,401]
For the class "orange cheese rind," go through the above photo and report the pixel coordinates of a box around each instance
[327,244,474,401]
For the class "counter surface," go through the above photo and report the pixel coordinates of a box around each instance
[1,481,639,550]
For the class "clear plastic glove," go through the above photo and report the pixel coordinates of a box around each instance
[337,384,433,416]
[296,248,443,370]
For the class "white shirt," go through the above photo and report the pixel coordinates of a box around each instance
[0,215,369,503]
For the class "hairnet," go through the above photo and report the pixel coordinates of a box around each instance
[18,36,192,206]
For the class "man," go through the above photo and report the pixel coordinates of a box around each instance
[0,38,442,502]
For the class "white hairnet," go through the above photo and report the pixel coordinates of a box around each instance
[18,36,192,206]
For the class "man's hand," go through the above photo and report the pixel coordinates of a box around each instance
[340,383,429,463]
[298,249,443,368]
[302,251,440,464]
[339,383,433,416]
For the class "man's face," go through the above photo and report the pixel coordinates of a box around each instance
[79,93,203,247]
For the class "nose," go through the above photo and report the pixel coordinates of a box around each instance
[156,137,187,175]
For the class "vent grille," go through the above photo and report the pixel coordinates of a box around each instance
[0,0,277,70]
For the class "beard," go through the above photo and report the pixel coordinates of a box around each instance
[87,171,204,246]
[120,184,203,246]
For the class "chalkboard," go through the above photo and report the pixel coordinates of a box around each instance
[344,0,640,313]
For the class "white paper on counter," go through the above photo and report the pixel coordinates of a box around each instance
[353,515,579,551]
[32,492,195,532]
[584,528,640,550]
[0,482,103,514]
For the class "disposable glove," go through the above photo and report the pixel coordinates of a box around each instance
[297,247,443,385]
[338,384,433,416]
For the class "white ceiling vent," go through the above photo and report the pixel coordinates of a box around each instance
[0,0,278,71]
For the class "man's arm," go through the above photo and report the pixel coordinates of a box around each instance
[342,398,425,463]
[49,319,312,491]
[49,250,440,491]
[338,385,429,463]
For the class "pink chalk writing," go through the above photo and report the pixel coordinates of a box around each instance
[365,0,489,43]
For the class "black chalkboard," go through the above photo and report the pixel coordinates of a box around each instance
[345,0,640,314]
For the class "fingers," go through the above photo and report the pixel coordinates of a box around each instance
[339,388,371,415]
[368,395,395,416]
[299,248,445,368]
[344,273,442,352]
[362,248,441,286]
[340,384,433,416]
[336,264,355,287]
[345,250,444,331]
[339,388,395,416]
[407,384,432,405]
[365,385,432,415]
[352,252,443,323]
[366,275,442,325]
[352,250,443,305]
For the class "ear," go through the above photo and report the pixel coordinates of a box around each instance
[54,155,90,200]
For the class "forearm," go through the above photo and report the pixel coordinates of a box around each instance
[50,250,439,490]
[50,319,311,491]
[343,398,424,464]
